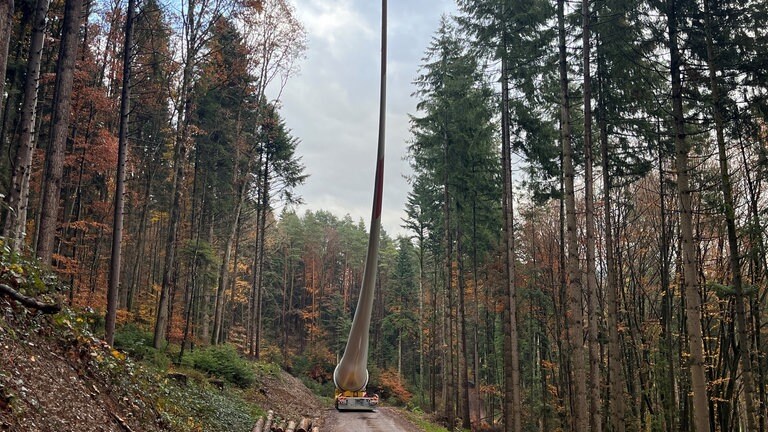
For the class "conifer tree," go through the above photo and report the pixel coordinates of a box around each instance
[410,17,498,428]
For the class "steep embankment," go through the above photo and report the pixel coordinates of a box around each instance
[0,306,165,431]
[0,302,327,432]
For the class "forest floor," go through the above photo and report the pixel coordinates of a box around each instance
[0,298,442,432]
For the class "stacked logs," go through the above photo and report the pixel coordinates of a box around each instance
[252,410,319,432]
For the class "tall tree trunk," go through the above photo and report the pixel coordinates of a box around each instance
[127,177,153,312]
[253,151,270,359]
[0,28,23,170]
[0,0,14,115]
[226,208,245,342]
[3,0,50,249]
[582,2,601,431]
[431,254,438,414]
[280,245,288,354]
[737,117,768,432]
[470,201,481,426]
[179,197,206,363]
[597,34,627,432]
[559,0,587,429]
[556,139,570,432]
[457,226,470,430]
[702,2,757,428]
[442,95,455,425]
[501,22,522,432]
[666,0,710,429]
[36,0,84,264]
[213,164,247,344]
[442,215,453,424]
[657,131,678,432]
[417,228,425,408]
[153,0,210,349]
[105,0,134,346]
[154,68,191,349]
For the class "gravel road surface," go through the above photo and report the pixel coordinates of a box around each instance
[321,406,420,431]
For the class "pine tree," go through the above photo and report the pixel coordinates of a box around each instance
[410,16,498,428]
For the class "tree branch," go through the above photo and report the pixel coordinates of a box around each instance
[0,284,61,314]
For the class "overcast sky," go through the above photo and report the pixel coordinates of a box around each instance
[276,0,457,237]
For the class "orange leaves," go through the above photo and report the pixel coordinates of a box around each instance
[233,279,251,304]
[478,383,500,398]
[116,309,133,325]
[52,253,79,276]
[540,359,558,371]
[376,368,412,405]
[65,219,110,233]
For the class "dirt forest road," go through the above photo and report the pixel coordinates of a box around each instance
[322,406,420,431]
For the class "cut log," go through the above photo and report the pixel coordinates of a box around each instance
[286,420,296,432]
[263,410,274,431]
[273,421,286,432]
[311,427,319,432]
[296,418,312,432]
[252,417,264,432]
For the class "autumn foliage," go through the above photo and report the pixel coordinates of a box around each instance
[376,368,412,406]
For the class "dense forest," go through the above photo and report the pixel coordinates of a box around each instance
[0,0,767,431]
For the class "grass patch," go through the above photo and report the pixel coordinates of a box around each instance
[402,409,452,432]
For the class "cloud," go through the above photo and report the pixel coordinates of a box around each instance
[278,0,456,238]
[297,0,375,57]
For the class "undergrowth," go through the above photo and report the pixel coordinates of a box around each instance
[182,345,255,388]
[56,311,262,431]
[402,410,453,432]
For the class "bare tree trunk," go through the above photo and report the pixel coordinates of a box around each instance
[0,0,14,115]
[442,123,455,426]
[500,22,521,431]
[201,214,215,341]
[3,0,50,249]
[226,208,245,342]
[657,132,678,432]
[36,0,84,264]
[213,165,246,344]
[666,1,710,429]
[457,227,470,430]
[127,178,152,311]
[702,2,757,428]
[737,116,768,432]
[582,2,602,431]
[596,34,626,432]
[417,228,425,408]
[0,29,23,169]
[556,145,571,432]
[253,152,270,359]
[154,73,190,349]
[105,0,134,346]
[431,256,438,414]
[559,0,587,429]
